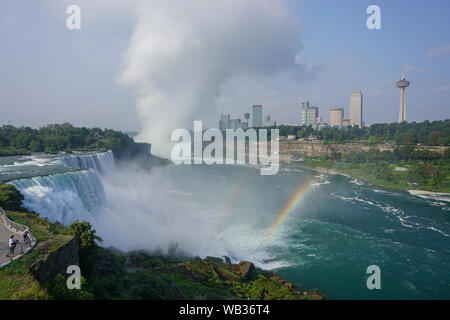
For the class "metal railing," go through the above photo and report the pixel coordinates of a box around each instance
[1,207,25,233]
[0,207,36,246]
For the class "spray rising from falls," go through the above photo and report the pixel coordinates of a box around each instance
[5,151,279,261]
[117,0,307,156]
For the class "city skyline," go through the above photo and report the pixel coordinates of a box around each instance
[218,88,366,130]
[0,1,449,137]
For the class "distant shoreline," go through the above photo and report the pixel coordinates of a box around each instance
[407,190,450,202]
[285,161,450,197]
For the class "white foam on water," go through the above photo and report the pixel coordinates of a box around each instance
[408,190,450,203]
[311,180,330,187]
[8,169,107,225]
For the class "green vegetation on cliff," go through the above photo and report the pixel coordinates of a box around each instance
[0,123,135,155]
[301,146,450,193]
[0,212,322,300]
[0,184,25,211]
[0,211,74,299]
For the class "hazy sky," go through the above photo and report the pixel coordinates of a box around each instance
[0,0,449,137]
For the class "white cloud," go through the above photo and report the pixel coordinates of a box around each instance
[437,85,450,92]
[367,90,384,98]
[426,43,450,57]
[404,64,423,73]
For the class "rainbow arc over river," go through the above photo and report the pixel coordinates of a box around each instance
[266,178,315,242]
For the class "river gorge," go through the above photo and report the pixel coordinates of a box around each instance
[0,150,449,299]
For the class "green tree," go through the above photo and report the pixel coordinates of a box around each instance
[427,131,440,146]
[69,221,103,252]
[0,184,24,211]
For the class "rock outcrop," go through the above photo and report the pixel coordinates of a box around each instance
[29,237,79,284]
[239,261,256,281]
[113,142,169,169]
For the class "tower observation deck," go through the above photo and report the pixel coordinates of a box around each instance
[396,75,410,123]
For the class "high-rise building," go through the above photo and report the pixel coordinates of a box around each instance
[242,113,250,129]
[252,105,263,127]
[219,114,230,131]
[350,91,363,127]
[229,118,242,130]
[342,118,351,127]
[264,115,276,127]
[301,101,319,126]
[396,75,410,123]
[330,106,344,127]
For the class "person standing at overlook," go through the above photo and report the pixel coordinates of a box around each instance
[7,235,16,257]
[23,226,32,246]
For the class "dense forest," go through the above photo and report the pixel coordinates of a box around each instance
[0,123,135,156]
[277,120,450,146]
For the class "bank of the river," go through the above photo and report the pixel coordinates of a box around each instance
[285,159,450,195]
[0,210,323,300]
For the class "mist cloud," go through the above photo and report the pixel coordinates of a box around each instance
[117,0,310,156]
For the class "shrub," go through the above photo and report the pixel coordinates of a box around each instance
[0,184,24,211]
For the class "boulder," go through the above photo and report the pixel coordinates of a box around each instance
[239,261,256,281]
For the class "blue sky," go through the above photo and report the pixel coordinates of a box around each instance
[298,0,450,124]
[0,0,449,133]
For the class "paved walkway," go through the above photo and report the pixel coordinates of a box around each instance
[0,218,22,266]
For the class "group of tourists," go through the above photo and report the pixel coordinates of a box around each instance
[6,226,32,259]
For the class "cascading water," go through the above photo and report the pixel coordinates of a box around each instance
[3,150,450,298]
[55,151,116,174]
[7,152,114,225]
[9,170,107,225]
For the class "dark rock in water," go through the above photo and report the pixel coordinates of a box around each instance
[239,261,256,281]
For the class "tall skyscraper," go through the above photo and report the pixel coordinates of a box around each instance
[350,91,363,127]
[264,115,276,127]
[330,106,344,127]
[252,105,263,127]
[396,75,410,123]
[242,113,250,129]
[229,118,242,130]
[301,100,319,126]
[219,114,230,131]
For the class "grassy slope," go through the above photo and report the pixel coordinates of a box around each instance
[0,211,73,299]
[125,252,322,300]
[0,212,322,300]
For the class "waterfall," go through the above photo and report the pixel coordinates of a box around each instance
[55,151,116,174]
[8,170,107,225]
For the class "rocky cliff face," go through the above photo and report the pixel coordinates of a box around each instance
[113,142,169,169]
[279,141,448,161]
[113,142,152,161]
[280,141,393,159]
[29,237,79,284]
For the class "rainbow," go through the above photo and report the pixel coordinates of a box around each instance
[213,170,252,231]
[266,178,315,242]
